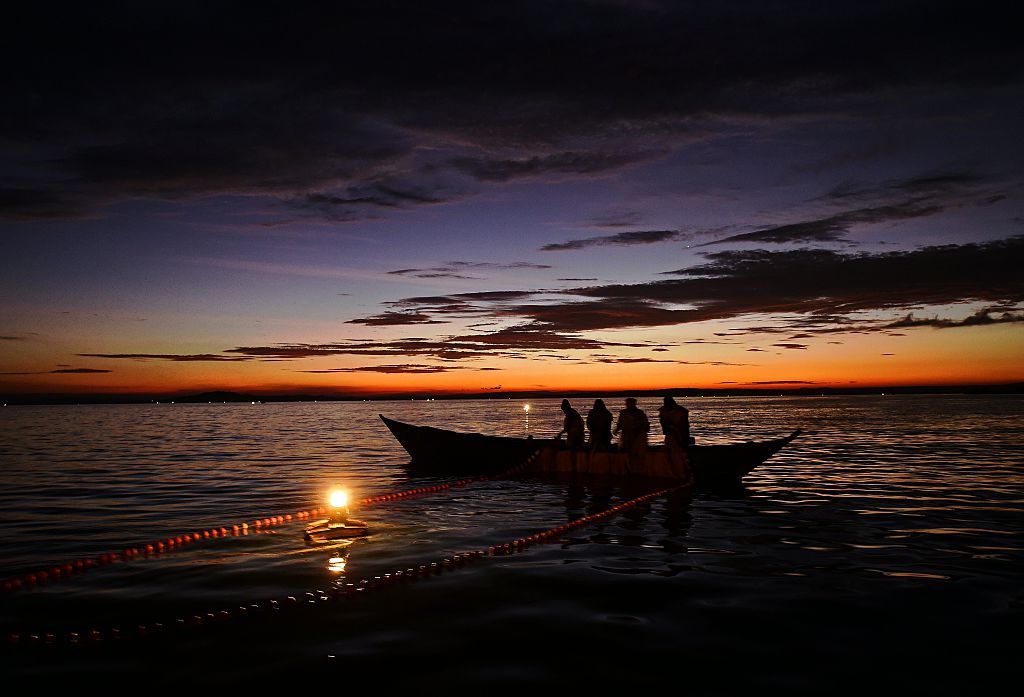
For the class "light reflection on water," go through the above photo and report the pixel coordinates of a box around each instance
[0,395,1021,689]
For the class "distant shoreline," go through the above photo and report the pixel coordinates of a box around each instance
[2,383,1021,405]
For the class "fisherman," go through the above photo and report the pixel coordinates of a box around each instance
[556,399,586,449]
[614,397,650,455]
[658,395,691,449]
[586,398,613,451]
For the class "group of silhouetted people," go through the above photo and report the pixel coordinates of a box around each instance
[556,397,690,453]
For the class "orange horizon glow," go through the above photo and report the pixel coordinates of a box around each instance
[3,368,1021,397]
[3,319,1022,397]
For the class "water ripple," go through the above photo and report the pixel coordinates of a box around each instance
[0,395,1021,689]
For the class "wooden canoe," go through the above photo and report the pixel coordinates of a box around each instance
[380,415,800,486]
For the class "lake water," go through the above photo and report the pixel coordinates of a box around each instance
[0,395,1021,691]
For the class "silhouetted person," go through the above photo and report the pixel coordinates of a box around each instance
[586,399,613,451]
[614,397,650,455]
[556,399,585,449]
[658,395,690,448]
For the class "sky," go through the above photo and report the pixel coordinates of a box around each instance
[1,1,1022,397]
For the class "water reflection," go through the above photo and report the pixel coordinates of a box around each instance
[297,535,361,575]
[0,396,1020,690]
[561,477,695,553]
[328,551,349,574]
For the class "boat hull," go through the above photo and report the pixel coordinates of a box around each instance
[380,415,799,486]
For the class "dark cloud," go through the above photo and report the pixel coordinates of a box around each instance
[449,151,656,182]
[293,182,454,221]
[222,324,660,363]
[500,298,696,332]
[542,230,686,252]
[0,336,28,341]
[700,172,1008,247]
[733,380,818,385]
[7,2,1017,221]
[591,358,751,366]
[50,368,111,374]
[345,311,447,327]
[883,308,1024,329]
[772,343,808,350]
[586,236,1023,320]
[387,262,552,279]
[592,358,673,364]
[348,288,542,326]
[700,201,945,247]
[77,353,252,362]
[581,211,645,229]
[308,184,445,208]
[353,238,1022,337]
[296,364,485,375]
[721,306,1024,337]
[1,367,111,375]
[405,273,479,280]
[557,278,600,281]
[382,290,537,315]
[447,289,541,300]
[0,188,92,221]
[825,173,987,202]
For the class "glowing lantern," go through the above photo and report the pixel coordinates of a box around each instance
[329,489,349,510]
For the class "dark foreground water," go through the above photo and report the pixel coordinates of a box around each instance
[0,396,1021,691]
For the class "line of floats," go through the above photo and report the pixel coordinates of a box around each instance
[2,451,687,649]
[1,455,536,597]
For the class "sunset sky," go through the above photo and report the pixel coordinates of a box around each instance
[2,1,1022,397]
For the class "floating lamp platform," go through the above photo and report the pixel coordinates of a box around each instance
[303,517,369,541]
[304,488,370,541]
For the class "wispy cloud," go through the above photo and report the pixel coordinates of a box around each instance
[177,257,400,282]
[387,261,552,280]
[77,353,252,362]
[345,311,448,327]
[542,229,688,252]
[719,306,1024,337]
[589,358,752,366]
[296,364,496,374]
[698,171,1007,247]
[884,308,1024,329]
[450,150,657,182]
[723,380,818,385]
[1,367,111,375]
[579,211,645,229]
